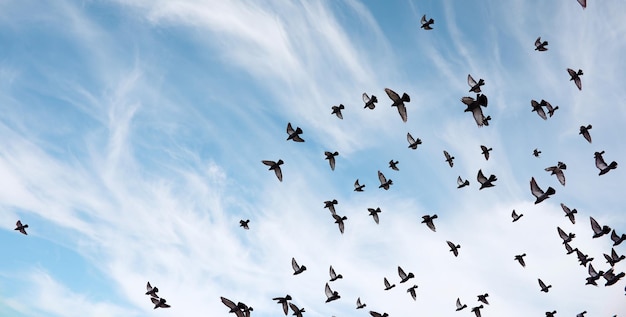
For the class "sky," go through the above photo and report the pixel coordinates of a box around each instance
[0,0,625,316]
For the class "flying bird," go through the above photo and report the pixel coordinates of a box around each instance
[407,132,422,149]
[369,311,389,317]
[558,227,576,244]
[389,160,399,171]
[356,297,366,309]
[477,169,497,189]
[594,151,618,175]
[331,104,344,119]
[567,68,583,90]
[420,14,434,30]
[325,151,339,171]
[378,170,393,190]
[586,263,604,286]
[145,282,159,298]
[545,161,566,186]
[590,216,611,238]
[564,242,578,255]
[221,297,250,317]
[576,249,594,267]
[239,219,250,230]
[471,305,484,317]
[333,214,347,234]
[325,283,340,302]
[538,278,552,292]
[546,311,557,317]
[533,148,541,157]
[461,94,489,127]
[457,176,470,188]
[383,277,396,290]
[151,297,171,309]
[289,303,305,317]
[604,248,625,267]
[286,122,305,142]
[385,88,410,122]
[560,203,577,224]
[354,179,365,192]
[443,150,454,167]
[324,199,338,215]
[368,207,382,224]
[329,265,343,281]
[262,160,284,182]
[534,37,548,51]
[603,268,625,286]
[455,298,467,311]
[579,125,592,143]
[577,0,586,9]
[14,220,28,235]
[273,295,292,316]
[477,293,489,305]
[530,177,555,204]
[480,145,492,160]
[577,311,587,317]
[407,285,418,300]
[514,254,527,267]
[511,210,524,222]
[531,99,548,120]
[398,266,415,283]
[611,229,626,246]
[292,257,307,275]
[542,100,559,117]
[467,74,485,93]
[447,241,460,257]
[362,92,378,109]
[422,214,438,232]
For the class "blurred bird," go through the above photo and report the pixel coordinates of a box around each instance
[461,94,489,127]
[611,229,626,246]
[471,305,484,317]
[579,125,592,143]
[422,214,438,232]
[511,210,524,222]
[558,227,576,244]
[324,199,338,215]
[369,311,388,317]
[546,311,557,317]
[151,297,171,309]
[603,268,625,286]
[567,68,583,90]
[594,151,618,175]
[145,282,159,298]
[420,14,434,29]
[331,104,344,119]
[407,285,418,300]
[542,100,559,117]
[385,88,410,122]
[273,295,292,315]
[477,169,497,189]
[389,160,399,171]
[534,37,548,51]
[325,151,339,171]
[325,283,340,302]
[362,93,378,109]
[378,170,393,190]
[14,220,28,235]
[447,241,460,257]
[538,278,552,292]
[576,249,594,267]
[514,254,527,267]
[286,122,305,142]
[590,216,611,238]
[221,297,248,317]
[477,293,489,305]
[292,258,307,275]
[356,297,366,309]
[545,161,567,186]
[239,219,250,230]
[354,179,365,192]
[564,242,578,255]
[443,150,454,167]
[578,0,586,9]
[480,145,492,160]
[467,74,485,93]
[333,214,347,234]
[457,176,470,188]
[368,207,382,224]
[577,311,587,317]
[530,177,555,204]
[531,99,548,120]
[561,203,577,224]
[533,148,541,157]
[407,132,422,149]
[398,266,415,283]
[383,277,396,290]
[604,248,625,266]
[455,298,467,311]
[289,303,305,317]
[262,160,284,182]
[329,265,343,281]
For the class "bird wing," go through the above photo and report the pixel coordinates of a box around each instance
[574,77,582,90]
[397,104,407,122]
[221,297,238,310]
[588,263,598,277]
[407,132,415,145]
[477,169,487,184]
[461,96,475,106]
[426,220,436,232]
[456,298,462,309]
[261,160,275,167]
[385,88,400,102]
[274,166,283,182]
[567,68,577,77]
[457,176,464,186]
[286,122,294,134]
[398,266,407,279]
[329,265,336,279]
[558,227,569,241]
[554,169,566,186]
[538,278,546,288]
[468,74,477,87]
[384,277,391,288]
[292,258,300,271]
[590,216,602,234]
[530,177,544,198]
[577,0,586,8]
[582,129,592,143]
[378,171,387,184]
[543,100,555,114]
[420,14,427,24]
[288,303,300,317]
[362,93,370,104]
[328,156,336,171]
[372,212,379,224]
[325,283,333,298]
[595,153,608,170]
[535,37,541,47]
[447,240,455,249]
[471,107,486,127]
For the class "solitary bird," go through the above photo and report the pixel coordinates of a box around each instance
[422,214,438,232]
[561,203,577,224]
[292,257,307,275]
[289,303,305,317]
[578,0,586,9]
[354,179,365,192]
[145,282,159,298]
[579,125,592,143]
[262,160,284,182]
[455,298,467,311]
[331,104,345,119]
[398,266,415,283]
[151,297,171,309]
[477,169,497,189]
[533,148,541,157]
[324,199,338,215]
[530,177,555,204]
[362,92,378,109]
[272,295,292,315]
[407,285,418,300]
[286,122,305,142]
[378,170,393,190]
[590,216,611,238]
[567,68,584,90]
[511,210,524,222]
[461,94,489,127]
[468,74,485,93]
[447,241,460,257]
[471,305,484,317]
[329,265,343,281]
[443,150,454,167]
[325,151,339,171]
[368,207,382,224]
[14,220,28,235]
[325,283,340,302]
[538,278,552,292]
[356,297,366,309]
[611,229,626,246]
[477,293,489,305]
[480,145,492,160]
[383,277,396,290]
[385,88,410,122]
[514,254,527,267]
[457,176,470,188]
[420,14,434,30]
[531,99,548,120]
[239,219,250,230]
[407,132,422,149]
[333,214,347,234]
[389,160,399,171]
[545,161,566,186]
[535,37,548,51]
[595,151,618,175]
[546,311,557,317]
[558,227,576,244]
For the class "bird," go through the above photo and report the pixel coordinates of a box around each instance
[564,242,578,255]
[354,179,365,192]
[151,297,171,309]
[542,99,559,117]
[558,227,576,244]
[545,161,566,186]
[530,177,555,204]
[535,36,548,51]
[538,278,552,292]
[286,122,305,142]
[590,216,611,238]
[467,74,485,93]
[262,160,284,182]
[422,214,438,232]
[546,311,557,317]
[145,282,159,298]
[533,148,541,157]
[383,277,396,290]
[378,170,393,190]
[369,311,389,317]
[333,214,347,234]
[385,88,410,122]
[567,68,583,90]
[577,311,587,317]
[368,207,382,224]
[292,257,307,275]
[560,203,577,224]
[398,266,415,283]
[221,297,249,317]
[603,268,625,286]
[611,229,626,246]
[239,219,250,230]
[586,263,604,286]
[289,303,305,317]
[457,176,470,188]
[324,151,339,171]
[14,220,28,235]
[325,283,340,302]
[604,248,625,266]
[477,169,497,189]
[514,254,527,267]
[511,210,524,222]
[443,150,454,167]
[471,305,484,317]
[362,92,378,109]
[356,297,366,309]
[329,265,343,281]
[577,0,586,9]
[477,293,489,305]
[480,145,492,160]
[576,249,594,267]
[407,132,422,149]
[273,295,292,315]
[407,285,418,300]
[455,298,467,311]
[594,151,618,175]
[389,160,399,171]
[420,14,434,30]
[460,94,489,127]
[331,104,344,119]
[531,99,548,120]
[324,199,338,215]
[447,241,460,257]
[579,125,592,143]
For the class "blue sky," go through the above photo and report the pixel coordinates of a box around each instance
[0,0,625,316]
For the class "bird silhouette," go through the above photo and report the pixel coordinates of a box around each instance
[389,160,399,171]
[14,220,28,235]
[534,37,548,51]
[368,207,382,224]
[457,176,470,188]
[286,122,305,142]
[514,254,527,267]
[541,99,558,117]
[590,216,611,238]
[455,298,467,311]
[383,277,396,290]
[331,104,344,119]
[332,214,347,234]
[324,199,338,215]
[356,297,366,309]
[558,227,576,244]
[292,257,307,275]
[545,161,566,186]
[354,179,365,192]
[378,170,393,190]
[538,278,552,292]
[511,210,524,222]
[398,266,415,283]
[560,203,577,224]
[325,151,339,171]
[407,132,422,149]
[385,88,410,122]
[477,293,489,305]
[151,297,171,309]
[567,68,583,90]
[611,229,626,246]
[579,125,592,143]
[289,303,305,317]
[471,305,484,317]
[272,295,292,315]
[447,241,460,257]
[420,14,434,30]
[594,151,618,175]
[480,145,492,160]
[533,148,541,157]
[145,281,159,298]
[468,74,485,93]
[422,214,438,232]
[443,150,454,167]
[362,93,378,109]
[407,284,418,300]
[461,94,489,127]
[325,283,340,302]
[329,265,343,281]
[477,169,497,189]
[239,219,250,230]
[262,160,284,182]
[531,99,548,120]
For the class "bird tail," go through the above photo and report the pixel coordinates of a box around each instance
[401,93,410,102]
[546,187,556,195]
[609,161,618,169]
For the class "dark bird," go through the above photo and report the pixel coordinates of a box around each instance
[407,132,422,149]
[480,145,492,160]
[579,125,592,143]
[542,99,559,117]
[145,282,159,298]
[221,297,249,317]
[477,293,489,305]
[578,0,586,9]
[331,104,345,119]
[378,170,393,190]
[603,268,625,286]
[407,285,418,300]
[595,151,618,175]
[560,203,577,224]
[385,88,410,122]
[292,257,307,275]
[482,115,492,126]
[457,176,470,188]
[324,199,338,215]
[455,298,467,311]
[511,210,524,222]
[239,219,250,230]
[333,214,347,234]
[604,248,625,267]
[368,207,382,224]
[389,160,399,171]
[530,177,555,204]
[586,263,604,286]
[354,179,365,192]
[546,311,557,317]
[564,242,578,255]
[461,94,489,127]
[535,37,548,51]
[531,99,548,120]
[533,148,541,157]
[329,265,343,281]
[325,151,339,171]
[471,305,484,317]
[576,249,594,267]
[567,68,583,90]
[447,241,460,257]
[289,303,305,317]
[443,150,454,167]
[286,122,305,142]
[422,214,438,232]
[611,229,626,246]
[273,295,292,316]
[14,220,28,235]
[420,14,434,30]
[590,216,611,238]
[383,277,396,290]
[577,311,587,317]
[151,297,171,309]
[545,161,566,186]
[538,278,552,292]
[369,311,389,317]
[262,160,284,182]
[467,74,485,93]
[356,297,366,309]
[325,283,340,302]
[477,169,497,189]
[398,266,415,283]
[362,92,378,109]
[558,227,576,244]
[514,254,527,267]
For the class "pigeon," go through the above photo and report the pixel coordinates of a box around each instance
[325,283,340,302]
[590,216,611,238]
[558,227,576,244]
[480,145,492,160]
[545,161,566,186]
[286,122,305,142]
[577,311,587,317]
[535,37,548,51]
[369,311,389,317]
[398,266,415,283]
[577,0,586,9]
[324,199,338,215]
[385,88,410,122]
[514,254,527,267]
[331,104,345,119]
[422,214,438,232]
[468,74,485,93]
[289,303,305,317]
[594,151,618,175]
[420,14,434,30]
[542,100,559,117]
[477,169,497,189]
[325,151,339,171]
[538,278,552,292]
[443,150,454,167]
[567,68,583,90]
[611,229,626,246]
[447,241,460,257]
[329,265,343,281]
[407,132,422,149]
[546,311,557,317]
[151,297,171,309]
[530,177,555,204]
[560,203,577,224]
[354,179,365,192]
[407,285,418,300]
[14,220,28,235]
[383,277,396,290]
[461,94,489,127]
[576,249,594,267]
[221,297,249,317]
[603,268,625,286]
[533,148,541,157]
[239,219,250,230]
[145,282,159,298]
[362,93,378,109]
[389,160,399,171]
[262,160,284,182]
[455,298,467,311]
[586,264,604,286]
[292,258,307,275]
[579,125,592,143]
[368,207,382,224]
[333,214,347,234]
[482,115,492,126]
[477,293,489,305]
[378,170,393,190]
[564,242,578,254]
[604,248,625,266]
[471,305,484,317]
[273,295,292,315]
[511,210,524,222]
[531,99,548,120]
[356,297,366,309]
[457,176,470,188]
